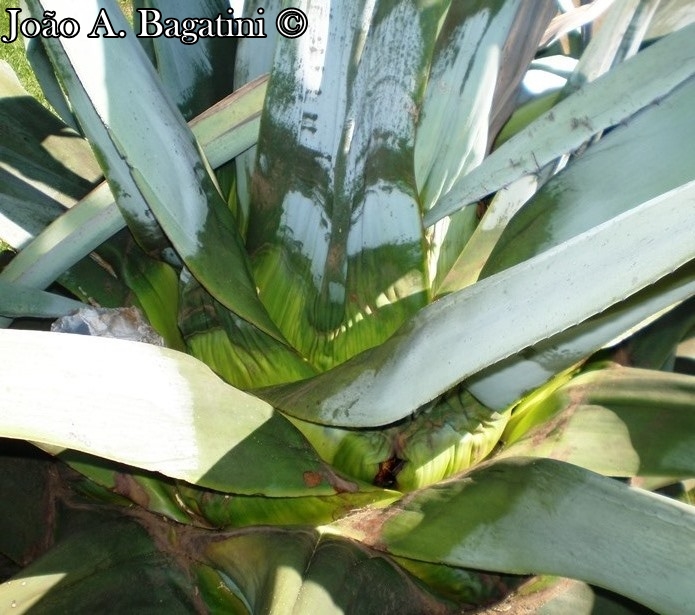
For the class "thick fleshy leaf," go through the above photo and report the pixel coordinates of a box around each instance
[392,388,510,490]
[0,63,131,319]
[24,0,171,258]
[28,0,282,340]
[646,0,695,39]
[285,418,394,487]
[562,0,659,93]
[485,576,657,615]
[0,59,101,261]
[0,496,464,613]
[247,0,442,370]
[0,519,201,613]
[288,387,508,491]
[0,62,100,210]
[466,74,695,408]
[499,365,695,478]
[0,329,360,497]
[625,295,695,371]
[0,280,83,318]
[468,261,695,409]
[55,448,395,530]
[133,0,238,120]
[436,174,539,294]
[482,74,695,277]
[179,270,317,388]
[0,182,132,302]
[438,0,659,296]
[189,74,267,170]
[335,457,695,614]
[233,0,283,235]
[261,180,695,427]
[175,483,397,530]
[539,0,616,49]
[486,2,557,145]
[390,556,522,608]
[197,528,453,614]
[415,1,553,288]
[0,77,266,300]
[96,232,185,350]
[23,38,79,132]
[132,0,244,235]
[424,23,695,226]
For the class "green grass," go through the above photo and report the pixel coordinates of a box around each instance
[0,0,132,103]
[0,1,44,100]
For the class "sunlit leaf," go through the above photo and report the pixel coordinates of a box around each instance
[482,75,695,276]
[499,365,695,479]
[261,181,695,426]
[335,457,695,614]
[0,329,359,497]
[466,74,695,408]
[416,1,553,289]
[468,261,695,409]
[248,0,438,370]
[0,77,266,307]
[28,0,282,340]
[133,0,238,120]
[425,23,695,226]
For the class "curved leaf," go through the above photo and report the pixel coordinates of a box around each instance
[500,365,695,478]
[29,0,282,340]
[247,0,437,370]
[0,61,127,314]
[261,180,695,427]
[0,62,100,210]
[416,0,553,288]
[189,74,267,170]
[133,0,238,120]
[425,23,695,226]
[57,450,396,530]
[335,457,695,614]
[179,271,317,388]
[0,519,200,614]
[438,0,663,296]
[482,74,695,277]
[393,389,510,490]
[467,261,695,409]
[0,329,357,497]
[289,387,507,491]
[198,529,453,614]
[0,77,266,300]
[465,71,695,407]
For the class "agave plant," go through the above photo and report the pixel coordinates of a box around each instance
[1,0,695,612]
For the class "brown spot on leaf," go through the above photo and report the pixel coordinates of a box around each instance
[334,503,406,552]
[530,386,585,448]
[303,471,323,488]
[610,342,633,367]
[303,469,359,493]
[114,473,151,508]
